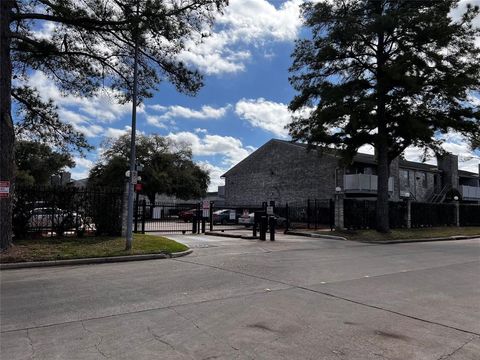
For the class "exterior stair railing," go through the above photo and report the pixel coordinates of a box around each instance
[428,184,451,203]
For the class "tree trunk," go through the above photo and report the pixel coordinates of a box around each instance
[374,1,389,233]
[0,0,14,250]
[376,126,390,233]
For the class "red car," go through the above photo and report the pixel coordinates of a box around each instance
[178,209,198,222]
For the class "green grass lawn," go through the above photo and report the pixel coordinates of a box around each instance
[0,234,189,263]
[333,227,480,242]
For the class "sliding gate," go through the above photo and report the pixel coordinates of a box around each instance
[134,201,200,233]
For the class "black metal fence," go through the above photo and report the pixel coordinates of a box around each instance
[343,199,474,229]
[279,199,334,231]
[459,204,480,226]
[411,202,456,227]
[344,200,409,229]
[13,186,123,238]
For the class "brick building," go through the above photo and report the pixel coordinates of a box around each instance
[222,139,480,205]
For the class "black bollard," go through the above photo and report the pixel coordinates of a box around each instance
[269,216,275,241]
[260,216,267,241]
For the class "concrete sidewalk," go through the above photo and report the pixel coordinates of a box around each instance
[1,234,479,359]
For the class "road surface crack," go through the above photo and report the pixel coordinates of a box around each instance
[175,258,480,337]
[81,321,109,358]
[437,336,478,359]
[170,307,251,359]
[26,329,35,359]
[147,326,176,350]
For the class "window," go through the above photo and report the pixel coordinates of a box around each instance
[400,169,410,190]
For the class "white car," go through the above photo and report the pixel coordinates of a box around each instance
[28,207,84,231]
[238,213,254,226]
[238,213,286,227]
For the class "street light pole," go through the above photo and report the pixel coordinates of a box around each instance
[126,1,140,250]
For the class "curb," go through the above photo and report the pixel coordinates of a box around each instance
[205,231,257,240]
[359,235,480,244]
[285,231,347,241]
[0,249,193,270]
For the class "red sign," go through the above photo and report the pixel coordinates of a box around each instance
[135,183,142,192]
[0,181,10,198]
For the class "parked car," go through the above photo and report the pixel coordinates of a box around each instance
[178,209,198,222]
[27,207,84,233]
[238,213,255,227]
[212,209,239,224]
[238,212,286,227]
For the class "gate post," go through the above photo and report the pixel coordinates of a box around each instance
[455,200,460,227]
[197,203,202,232]
[141,199,146,234]
[209,201,214,231]
[329,199,334,231]
[134,193,139,233]
[192,214,197,234]
[334,194,344,230]
[406,198,412,229]
[285,203,289,233]
[307,199,311,229]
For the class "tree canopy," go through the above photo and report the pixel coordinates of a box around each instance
[288,0,480,232]
[15,140,74,186]
[0,0,227,249]
[8,0,227,151]
[89,134,209,202]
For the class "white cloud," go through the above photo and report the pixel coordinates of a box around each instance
[450,0,480,27]
[148,104,230,121]
[69,156,95,180]
[31,22,57,40]
[179,0,304,74]
[402,132,479,174]
[450,0,480,47]
[145,115,169,129]
[103,126,135,138]
[20,71,135,138]
[198,161,226,192]
[235,98,292,138]
[166,131,254,167]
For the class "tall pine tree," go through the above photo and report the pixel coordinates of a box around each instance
[288,0,480,232]
[0,0,227,249]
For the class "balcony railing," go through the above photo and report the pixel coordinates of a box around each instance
[344,174,394,193]
[461,185,480,200]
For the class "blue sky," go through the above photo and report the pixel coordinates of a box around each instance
[20,0,480,190]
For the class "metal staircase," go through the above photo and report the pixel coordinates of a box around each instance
[428,184,450,203]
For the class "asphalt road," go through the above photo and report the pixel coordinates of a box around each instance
[1,234,479,359]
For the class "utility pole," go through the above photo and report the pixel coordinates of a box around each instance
[126,0,140,250]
